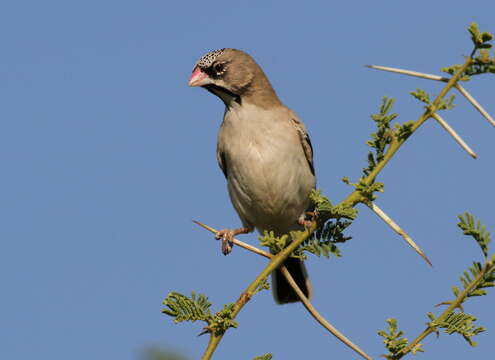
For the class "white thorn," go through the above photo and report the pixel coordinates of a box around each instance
[368,202,432,266]
[367,65,449,82]
[367,65,495,129]
[431,112,477,159]
[455,84,495,127]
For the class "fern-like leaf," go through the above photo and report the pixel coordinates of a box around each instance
[378,318,413,358]
[259,231,290,255]
[457,213,491,258]
[442,23,495,77]
[363,97,397,177]
[410,88,431,105]
[162,291,212,324]
[429,312,485,347]
[310,189,358,220]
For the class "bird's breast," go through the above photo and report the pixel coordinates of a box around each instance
[219,105,315,233]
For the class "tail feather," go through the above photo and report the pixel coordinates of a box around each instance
[272,257,312,304]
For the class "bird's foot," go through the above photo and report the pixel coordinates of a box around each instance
[306,211,319,220]
[298,217,312,228]
[215,227,250,255]
[298,211,319,228]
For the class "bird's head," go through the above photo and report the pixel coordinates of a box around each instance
[188,48,279,108]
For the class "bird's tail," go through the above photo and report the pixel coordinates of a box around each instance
[272,257,312,304]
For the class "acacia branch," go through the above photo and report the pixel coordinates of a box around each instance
[342,56,473,208]
[367,65,495,127]
[199,56,474,360]
[396,257,495,358]
[193,220,372,360]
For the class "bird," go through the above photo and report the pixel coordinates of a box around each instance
[188,48,315,304]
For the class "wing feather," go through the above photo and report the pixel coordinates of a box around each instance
[289,111,315,176]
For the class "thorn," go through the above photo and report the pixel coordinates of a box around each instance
[368,202,432,266]
[197,326,211,337]
[367,65,450,82]
[368,65,495,129]
[435,301,452,307]
[455,84,495,127]
[431,112,477,159]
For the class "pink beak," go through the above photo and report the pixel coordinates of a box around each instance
[188,67,211,87]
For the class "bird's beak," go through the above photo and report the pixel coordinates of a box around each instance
[188,67,211,87]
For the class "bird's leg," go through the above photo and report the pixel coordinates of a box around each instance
[307,210,320,223]
[298,211,319,228]
[305,211,318,219]
[298,215,312,229]
[215,227,251,255]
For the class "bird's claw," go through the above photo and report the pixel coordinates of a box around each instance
[307,210,319,221]
[298,215,312,228]
[298,210,320,228]
[215,229,235,255]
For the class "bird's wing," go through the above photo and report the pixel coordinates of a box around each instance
[289,110,315,176]
[216,135,228,179]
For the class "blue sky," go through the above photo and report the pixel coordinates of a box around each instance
[1,1,494,359]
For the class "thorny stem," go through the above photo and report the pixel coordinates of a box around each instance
[367,65,495,127]
[396,258,495,359]
[194,221,372,360]
[342,56,473,208]
[201,56,474,359]
[202,222,318,360]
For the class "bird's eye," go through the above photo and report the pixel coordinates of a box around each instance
[213,62,225,75]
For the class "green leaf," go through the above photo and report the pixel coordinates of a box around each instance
[378,318,409,358]
[457,213,491,258]
[426,312,436,323]
[259,231,290,255]
[162,291,239,336]
[162,291,212,324]
[210,303,238,335]
[411,343,424,355]
[362,97,397,178]
[438,94,456,110]
[253,354,273,360]
[395,120,415,142]
[481,32,493,42]
[430,311,485,347]
[253,277,270,295]
[410,88,431,105]
[309,189,358,220]
[468,22,482,46]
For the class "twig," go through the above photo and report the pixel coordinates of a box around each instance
[430,112,477,158]
[343,57,474,208]
[367,65,495,127]
[397,258,495,358]
[367,203,432,266]
[193,220,373,360]
[193,220,267,257]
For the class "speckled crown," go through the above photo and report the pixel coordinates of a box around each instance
[195,48,226,68]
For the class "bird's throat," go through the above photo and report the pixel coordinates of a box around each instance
[204,84,241,107]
